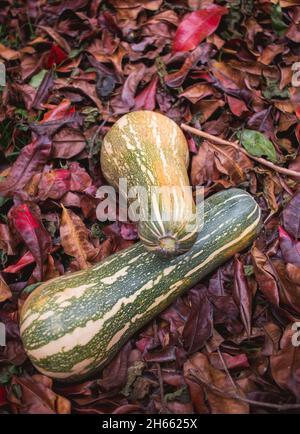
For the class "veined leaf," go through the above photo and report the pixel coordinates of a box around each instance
[60,205,97,270]
[29,69,47,89]
[0,274,11,302]
[173,5,228,53]
[238,129,277,162]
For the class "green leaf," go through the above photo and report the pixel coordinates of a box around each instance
[238,129,277,162]
[0,365,22,384]
[29,69,47,89]
[22,282,41,296]
[271,4,288,36]
[243,265,254,276]
[165,386,190,403]
[69,48,82,59]
[122,361,145,397]
[263,79,289,100]
[91,223,106,242]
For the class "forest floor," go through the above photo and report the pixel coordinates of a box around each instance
[1,0,300,414]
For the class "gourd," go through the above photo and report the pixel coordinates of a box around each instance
[20,188,261,382]
[101,110,198,257]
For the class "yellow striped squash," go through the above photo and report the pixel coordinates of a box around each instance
[101,110,198,256]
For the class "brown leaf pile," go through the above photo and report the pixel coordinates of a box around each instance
[1,0,300,414]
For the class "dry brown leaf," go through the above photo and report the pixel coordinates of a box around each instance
[0,274,12,302]
[184,352,249,414]
[8,374,71,414]
[60,205,98,270]
[251,244,280,306]
[38,26,71,53]
[0,43,19,60]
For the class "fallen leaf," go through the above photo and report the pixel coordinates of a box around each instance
[182,286,213,353]
[271,346,300,398]
[179,83,216,104]
[282,190,300,239]
[0,137,52,197]
[60,205,97,270]
[173,5,228,53]
[279,226,300,266]
[0,43,19,60]
[135,75,158,110]
[184,352,249,414]
[46,44,68,69]
[122,64,146,108]
[8,375,71,414]
[239,129,277,162]
[9,204,52,281]
[0,274,12,302]
[233,256,252,336]
[227,95,249,116]
[3,251,35,274]
[38,26,71,53]
[251,244,280,306]
[0,224,18,255]
[52,127,87,158]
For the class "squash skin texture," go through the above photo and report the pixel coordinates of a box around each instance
[20,188,261,382]
[100,110,198,257]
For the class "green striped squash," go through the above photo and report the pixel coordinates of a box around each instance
[101,110,198,257]
[20,188,261,382]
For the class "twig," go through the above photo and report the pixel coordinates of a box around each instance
[189,370,300,412]
[217,348,238,392]
[181,123,300,179]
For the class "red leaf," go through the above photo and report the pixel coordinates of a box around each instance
[182,286,213,353]
[134,76,158,111]
[9,204,52,280]
[279,226,300,266]
[282,190,300,239]
[0,385,7,406]
[38,164,91,200]
[46,44,68,69]
[173,5,228,53]
[227,95,248,117]
[233,256,252,336]
[209,352,249,370]
[0,137,52,197]
[38,169,71,200]
[3,251,35,274]
[41,99,74,123]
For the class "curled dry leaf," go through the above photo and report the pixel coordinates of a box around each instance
[9,204,52,281]
[7,375,71,414]
[0,224,18,255]
[279,226,300,266]
[134,75,158,111]
[0,43,20,60]
[60,205,98,270]
[233,256,252,336]
[251,244,280,306]
[282,190,300,239]
[271,346,300,399]
[272,259,300,314]
[184,352,249,414]
[0,274,12,302]
[52,127,87,159]
[3,251,35,274]
[38,163,92,200]
[0,137,52,197]
[182,286,213,353]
